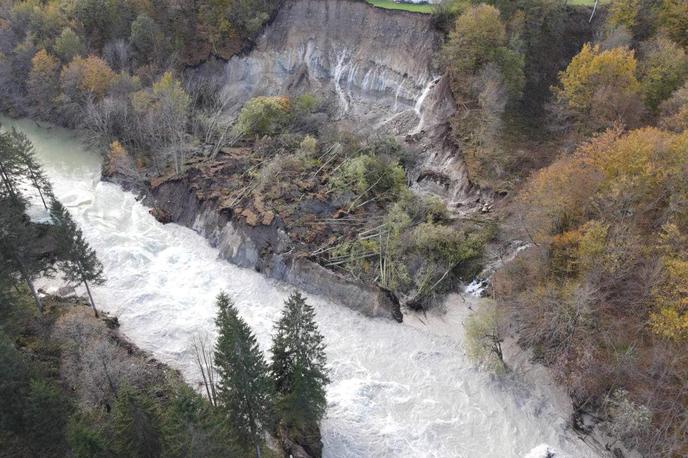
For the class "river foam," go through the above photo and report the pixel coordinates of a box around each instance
[3,117,599,458]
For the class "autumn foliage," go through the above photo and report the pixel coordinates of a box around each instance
[554,44,642,132]
[502,127,688,454]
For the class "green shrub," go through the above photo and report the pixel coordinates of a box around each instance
[328,196,489,307]
[465,302,507,372]
[67,411,108,458]
[234,96,292,137]
[330,154,406,202]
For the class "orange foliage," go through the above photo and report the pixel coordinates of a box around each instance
[62,55,115,99]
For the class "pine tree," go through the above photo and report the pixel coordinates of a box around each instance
[0,127,24,203]
[0,127,55,312]
[270,292,329,432]
[0,195,50,312]
[50,200,105,316]
[113,385,162,458]
[10,129,53,209]
[161,384,240,457]
[213,292,274,458]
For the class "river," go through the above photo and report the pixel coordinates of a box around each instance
[2,117,599,458]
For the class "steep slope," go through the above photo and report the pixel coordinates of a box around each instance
[215,0,476,209]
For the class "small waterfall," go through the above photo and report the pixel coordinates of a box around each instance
[393,80,404,111]
[412,78,437,134]
[333,50,350,112]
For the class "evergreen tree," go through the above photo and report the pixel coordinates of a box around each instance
[0,127,53,208]
[10,129,53,209]
[0,127,23,202]
[0,127,55,312]
[0,195,51,312]
[24,379,72,456]
[50,200,105,316]
[213,292,274,458]
[161,384,240,457]
[113,385,162,458]
[270,292,329,432]
[0,331,31,434]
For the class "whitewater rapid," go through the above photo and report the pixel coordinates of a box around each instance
[4,117,599,458]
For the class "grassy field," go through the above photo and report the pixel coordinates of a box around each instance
[368,0,604,13]
[367,0,434,13]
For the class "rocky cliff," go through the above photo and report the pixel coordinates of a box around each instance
[212,0,477,210]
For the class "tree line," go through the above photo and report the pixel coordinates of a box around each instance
[442,0,688,455]
[0,124,104,315]
[0,0,283,176]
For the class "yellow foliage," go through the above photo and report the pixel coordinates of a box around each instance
[658,0,688,47]
[579,127,688,212]
[607,0,640,30]
[132,72,190,116]
[651,257,688,341]
[519,154,599,242]
[556,43,639,117]
[28,49,60,108]
[548,220,609,276]
[577,220,609,273]
[30,49,59,78]
[79,56,115,98]
[105,141,129,176]
[61,55,115,99]
[522,125,688,342]
[109,141,127,159]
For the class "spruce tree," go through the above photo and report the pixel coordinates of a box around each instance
[0,127,54,311]
[0,127,23,202]
[113,385,162,458]
[50,200,105,316]
[161,384,240,457]
[213,292,274,458]
[270,292,329,433]
[0,195,50,312]
[11,129,53,209]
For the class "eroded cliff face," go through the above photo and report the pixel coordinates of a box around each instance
[215,0,477,210]
[141,172,402,322]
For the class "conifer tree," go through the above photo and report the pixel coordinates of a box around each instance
[0,128,54,312]
[113,385,162,458]
[161,384,240,457]
[213,292,274,458]
[270,292,329,433]
[50,200,105,316]
[11,129,53,209]
[0,195,50,312]
[0,127,24,203]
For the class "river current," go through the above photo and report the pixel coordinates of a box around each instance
[3,117,599,458]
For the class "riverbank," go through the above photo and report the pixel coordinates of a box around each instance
[5,116,602,457]
[103,154,403,322]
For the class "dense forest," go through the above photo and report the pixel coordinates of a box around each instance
[441,0,688,455]
[1,0,687,456]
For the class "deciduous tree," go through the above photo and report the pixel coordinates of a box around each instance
[28,49,60,114]
[554,43,642,131]
[638,37,688,113]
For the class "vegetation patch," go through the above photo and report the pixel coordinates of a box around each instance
[367,0,434,14]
